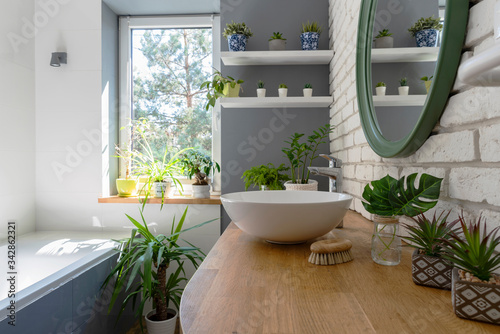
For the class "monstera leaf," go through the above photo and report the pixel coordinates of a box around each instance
[389,173,443,217]
[362,173,443,217]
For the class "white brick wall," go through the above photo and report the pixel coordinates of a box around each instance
[329,0,500,229]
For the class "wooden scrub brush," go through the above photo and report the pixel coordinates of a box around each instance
[308,239,353,265]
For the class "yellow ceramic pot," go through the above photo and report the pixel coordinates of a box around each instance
[116,178,138,197]
[223,84,241,97]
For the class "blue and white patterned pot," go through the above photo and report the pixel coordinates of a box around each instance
[415,29,439,47]
[227,34,248,52]
[300,32,320,50]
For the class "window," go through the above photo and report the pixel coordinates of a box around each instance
[119,16,221,192]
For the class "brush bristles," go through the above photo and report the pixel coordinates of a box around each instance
[308,249,353,265]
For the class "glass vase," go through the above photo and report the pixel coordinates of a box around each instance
[371,215,401,266]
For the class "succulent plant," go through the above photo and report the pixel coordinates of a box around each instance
[376,82,386,88]
[441,215,500,282]
[408,16,443,37]
[301,21,323,34]
[269,32,286,41]
[304,83,313,89]
[399,77,408,87]
[402,212,460,257]
[222,21,253,38]
[374,29,393,39]
[257,80,265,89]
[279,83,288,89]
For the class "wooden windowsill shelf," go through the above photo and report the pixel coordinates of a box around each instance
[98,195,221,205]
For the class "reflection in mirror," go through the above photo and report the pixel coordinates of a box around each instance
[370,0,444,142]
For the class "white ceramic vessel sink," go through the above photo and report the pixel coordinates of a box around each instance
[221,191,353,244]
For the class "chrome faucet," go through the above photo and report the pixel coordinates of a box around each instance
[308,154,344,228]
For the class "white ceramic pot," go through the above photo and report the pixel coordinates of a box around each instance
[278,88,288,98]
[375,86,386,96]
[192,184,210,198]
[269,39,286,51]
[303,88,313,98]
[145,309,177,334]
[257,88,266,98]
[154,181,170,198]
[284,179,318,191]
[398,86,409,95]
[374,36,394,48]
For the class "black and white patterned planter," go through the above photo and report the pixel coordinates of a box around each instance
[452,268,500,325]
[411,249,453,290]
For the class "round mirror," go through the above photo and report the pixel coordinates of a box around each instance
[356,0,469,158]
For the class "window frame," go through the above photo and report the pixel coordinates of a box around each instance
[118,15,222,193]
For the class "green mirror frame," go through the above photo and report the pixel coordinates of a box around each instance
[356,0,469,158]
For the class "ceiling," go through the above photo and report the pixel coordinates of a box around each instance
[102,0,220,16]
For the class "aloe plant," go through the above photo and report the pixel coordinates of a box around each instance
[441,215,500,282]
[362,173,443,217]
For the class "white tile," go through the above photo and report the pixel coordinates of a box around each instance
[0,150,35,197]
[35,70,101,113]
[34,0,101,31]
[36,111,101,151]
[35,29,101,72]
[0,59,35,111]
[35,150,102,192]
[0,106,35,151]
[0,193,36,238]
[35,191,102,231]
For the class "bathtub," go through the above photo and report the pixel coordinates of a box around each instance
[0,231,136,333]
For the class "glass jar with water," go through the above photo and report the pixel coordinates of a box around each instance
[371,215,401,266]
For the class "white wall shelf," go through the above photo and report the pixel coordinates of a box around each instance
[372,95,427,107]
[220,96,334,108]
[221,50,334,66]
[371,47,439,63]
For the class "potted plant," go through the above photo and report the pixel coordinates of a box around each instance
[268,32,286,51]
[300,21,322,50]
[282,123,334,191]
[115,143,138,197]
[257,80,266,98]
[180,149,220,199]
[375,82,386,96]
[102,206,217,334]
[374,29,394,48]
[223,20,253,52]
[398,77,409,96]
[278,83,288,98]
[421,75,433,94]
[362,173,443,266]
[303,83,313,98]
[441,215,500,325]
[200,70,244,110]
[242,163,290,191]
[408,16,443,48]
[401,212,460,290]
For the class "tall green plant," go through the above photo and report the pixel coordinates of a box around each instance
[282,124,334,184]
[102,206,218,332]
[362,173,443,217]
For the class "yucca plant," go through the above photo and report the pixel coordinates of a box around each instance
[102,206,218,332]
[402,212,460,257]
[301,21,323,34]
[441,215,500,282]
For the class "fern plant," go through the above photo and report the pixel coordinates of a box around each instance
[362,173,443,217]
[402,212,460,257]
[441,215,500,282]
[242,163,290,190]
[408,16,443,37]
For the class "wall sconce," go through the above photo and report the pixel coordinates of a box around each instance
[50,52,67,67]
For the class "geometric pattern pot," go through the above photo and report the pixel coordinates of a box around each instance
[300,32,320,50]
[228,34,248,52]
[452,268,500,325]
[412,249,453,290]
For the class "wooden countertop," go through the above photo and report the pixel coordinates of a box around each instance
[180,211,499,333]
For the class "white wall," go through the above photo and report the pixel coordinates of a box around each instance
[0,0,36,238]
[329,0,500,232]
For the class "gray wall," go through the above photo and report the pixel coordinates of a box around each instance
[220,0,331,230]
[372,0,439,141]
[102,3,120,195]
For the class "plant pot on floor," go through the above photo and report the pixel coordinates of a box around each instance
[300,32,320,50]
[116,178,138,197]
[398,86,409,96]
[192,184,210,198]
[415,29,439,47]
[374,36,394,48]
[145,309,178,334]
[154,181,170,198]
[269,39,286,51]
[303,88,313,98]
[227,34,248,51]
[451,268,500,325]
[278,88,288,98]
[412,249,453,290]
[257,88,266,98]
[375,86,386,96]
[223,84,241,97]
[284,180,318,191]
